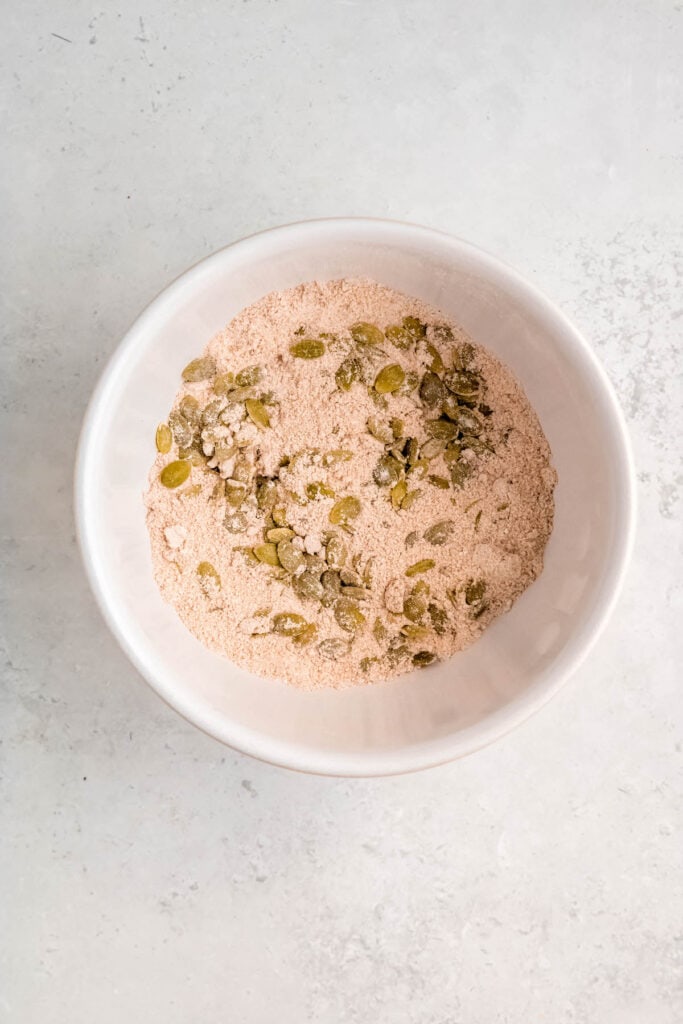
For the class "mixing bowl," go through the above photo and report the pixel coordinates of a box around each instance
[75,219,635,775]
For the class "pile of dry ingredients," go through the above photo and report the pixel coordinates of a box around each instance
[145,279,556,689]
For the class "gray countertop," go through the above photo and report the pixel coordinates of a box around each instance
[2,2,682,1021]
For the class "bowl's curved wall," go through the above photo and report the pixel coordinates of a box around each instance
[76,220,635,775]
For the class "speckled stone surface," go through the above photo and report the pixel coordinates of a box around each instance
[2,2,682,1021]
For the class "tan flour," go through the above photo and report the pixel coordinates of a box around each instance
[145,278,556,689]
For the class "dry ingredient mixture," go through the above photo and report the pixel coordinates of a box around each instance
[145,279,556,689]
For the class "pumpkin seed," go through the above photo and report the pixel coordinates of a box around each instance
[290,339,325,359]
[235,546,260,567]
[383,578,405,614]
[334,597,366,632]
[450,460,473,488]
[235,365,262,387]
[272,612,308,637]
[405,531,420,548]
[197,561,221,592]
[292,571,325,602]
[405,559,435,577]
[374,364,405,394]
[465,579,486,605]
[256,479,278,509]
[245,398,270,429]
[325,535,347,570]
[329,496,361,526]
[335,356,362,391]
[225,482,247,508]
[400,489,422,510]
[213,372,236,395]
[428,603,448,635]
[292,622,318,645]
[350,321,384,346]
[387,644,410,667]
[426,343,445,374]
[322,449,354,466]
[266,527,295,543]
[402,315,427,339]
[419,372,445,408]
[428,474,450,489]
[420,438,445,460]
[253,543,280,566]
[373,617,388,643]
[424,520,456,546]
[155,423,172,453]
[373,454,402,487]
[225,511,248,533]
[401,624,431,640]
[160,460,191,488]
[272,506,288,527]
[403,592,427,622]
[426,418,459,441]
[385,324,411,349]
[225,386,256,404]
[182,356,216,382]
[391,479,408,509]
[169,411,194,448]
[367,417,393,444]
[321,569,342,606]
[360,656,379,673]
[453,342,475,369]
[444,368,480,400]
[179,395,200,423]
[277,540,306,574]
[432,323,454,343]
[339,567,362,587]
[398,370,419,395]
[306,481,335,500]
[443,443,463,466]
[412,650,437,668]
[317,638,352,660]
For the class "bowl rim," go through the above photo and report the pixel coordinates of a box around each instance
[74,217,637,777]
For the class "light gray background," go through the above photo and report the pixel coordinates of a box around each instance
[2,1,682,1021]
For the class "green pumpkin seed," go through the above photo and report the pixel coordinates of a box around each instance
[225,482,247,508]
[182,356,216,382]
[374,364,405,394]
[420,438,445,460]
[405,531,420,548]
[235,546,260,567]
[169,411,194,448]
[253,543,280,566]
[306,481,335,500]
[335,356,362,391]
[426,343,445,374]
[401,624,431,640]
[462,435,494,455]
[329,496,361,526]
[465,579,486,605]
[225,386,256,404]
[391,479,408,509]
[272,506,289,527]
[424,520,456,546]
[160,460,191,488]
[155,423,172,453]
[245,398,270,430]
[450,460,473,488]
[197,561,221,591]
[428,603,448,635]
[454,407,483,435]
[213,372,236,395]
[317,638,352,660]
[367,417,394,444]
[290,339,325,359]
[444,368,480,400]
[385,324,411,349]
[402,315,427,339]
[387,644,410,667]
[405,559,435,577]
[428,474,450,489]
[426,419,459,440]
[334,597,366,632]
[403,593,427,622]
[360,656,379,673]
[398,370,419,395]
[373,617,388,643]
[432,323,454,343]
[272,612,308,637]
[320,569,342,607]
[179,395,200,423]
[292,622,318,645]
[256,478,278,509]
[235,365,262,387]
[400,489,422,510]
[325,535,347,570]
[322,449,354,466]
[350,321,384,346]
[443,443,463,466]
[277,540,306,574]
[373,455,402,487]
[412,650,437,668]
[453,342,475,370]
[266,527,295,543]
[419,372,446,408]
[292,571,325,602]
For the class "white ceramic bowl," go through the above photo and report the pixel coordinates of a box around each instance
[75,219,635,776]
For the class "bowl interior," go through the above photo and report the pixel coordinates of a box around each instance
[77,221,633,774]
